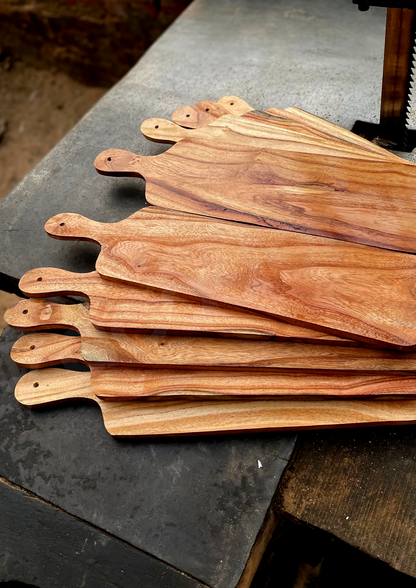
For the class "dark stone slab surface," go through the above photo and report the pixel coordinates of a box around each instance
[278,426,416,579]
[0,0,390,282]
[0,479,205,588]
[0,327,295,588]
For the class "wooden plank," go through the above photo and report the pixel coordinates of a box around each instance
[15,368,416,435]
[11,334,416,400]
[9,301,416,373]
[94,111,416,254]
[17,270,352,344]
[277,425,416,580]
[44,206,416,349]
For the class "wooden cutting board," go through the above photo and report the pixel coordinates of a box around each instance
[9,302,416,373]
[17,270,351,344]
[10,332,416,400]
[95,110,416,253]
[170,96,397,162]
[13,336,416,400]
[45,206,416,349]
[15,368,416,435]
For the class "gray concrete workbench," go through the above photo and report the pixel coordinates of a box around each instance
[1,0,416,586]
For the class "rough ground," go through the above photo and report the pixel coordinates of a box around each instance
[0,57,107,332]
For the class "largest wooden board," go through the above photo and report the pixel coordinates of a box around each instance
[15,369,416,436]
[17,269,350,344]
[8,301,416,373]
[45,206,416,349]
[95,111,416,253]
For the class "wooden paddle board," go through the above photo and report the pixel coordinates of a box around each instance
[17,270,351,344]
[95,110,416,253]
[45,206,416,349]
[9,302,416,373]
[15,368,416,435]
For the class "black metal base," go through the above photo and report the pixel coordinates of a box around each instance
[351,120,416,153]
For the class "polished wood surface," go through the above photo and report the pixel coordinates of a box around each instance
[171,95,252,128]
[15,368,416,436]
[17,270,350,343]
[95,110,416,253]
[13,337,416,400]
[44,206,416,349]
[10,302,416,373]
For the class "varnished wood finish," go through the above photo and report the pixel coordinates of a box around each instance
[96,110,416,253]
[13,337,416,400]
[10,301,416,373]
[265,107,401,161]
[15,368,416,436]
[17,270,351,344]
[45,206,416,349]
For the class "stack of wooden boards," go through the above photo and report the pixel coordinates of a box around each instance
[7,94,416,437]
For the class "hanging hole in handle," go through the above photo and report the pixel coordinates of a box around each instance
[33,382,39,388]
[107,157,112,161]
[205,108,209,112]
[186,114,190,118]
[37,277,42,282]
[30,345,35,350]
[23,309,28,315]
[155,125,159,129]
[60,223,65,227]
[230,102,234,106]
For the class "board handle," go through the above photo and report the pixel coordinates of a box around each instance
[217,96,253,116]
[45,213,103,243]
[11,333,85,368]
[94,149,146,178]
[15,368,93,406]
[171,100,229,129]
[141,118,194,144]
[5,298,89,334]
[19,268,95,299]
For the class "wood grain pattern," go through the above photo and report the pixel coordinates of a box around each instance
[10,301,416,373]
[13,338,416,400]
[141,112,391,161]
[16,269,352,344]
[96,111,416,253]
[15,368,416,436]
[171,95,252,128]
[44,206,416,349]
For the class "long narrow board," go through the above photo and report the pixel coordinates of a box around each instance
[15,368,416,435]
[95,111,416,253]
[9,302,416,373]
[17,270,351,344]
[45,206,416,349]
[13,338,416,400]
[170,96,397,162]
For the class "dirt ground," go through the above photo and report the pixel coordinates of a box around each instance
[0,57,107,332]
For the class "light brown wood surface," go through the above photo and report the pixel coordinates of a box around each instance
[10,301,416,373]
[45,206,416,349]
[15,368,416,436]
[16,270,351,344]
[96,110,416,253]
[141,111,391,161]
[171,95,252,128]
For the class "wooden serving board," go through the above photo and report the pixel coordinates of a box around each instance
[170,96,397,162]
[9,301,416,373]
[16,270,351,344]
[95,110,416,253]
[45,206,416,349]
[15,368,416,435]
[10,334,416,400]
